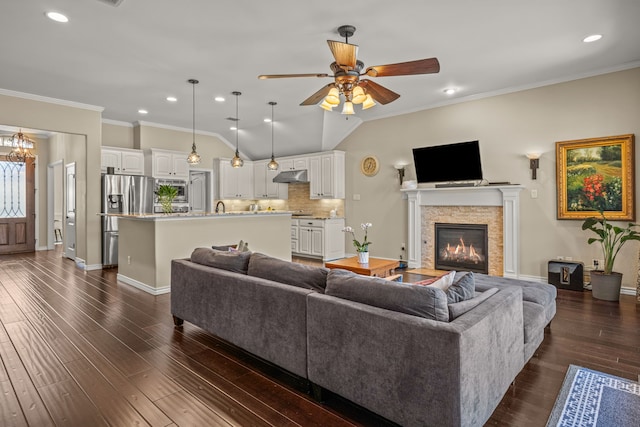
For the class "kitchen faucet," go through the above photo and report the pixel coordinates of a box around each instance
[215,201,226,213]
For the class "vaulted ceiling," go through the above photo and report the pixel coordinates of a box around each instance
[1,1,638,159]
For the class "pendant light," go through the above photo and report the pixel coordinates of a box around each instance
[230,91,244,168]
[186,79,201,165]
[267,101,279,171]
[7,130,35,163]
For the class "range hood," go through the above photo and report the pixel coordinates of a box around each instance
[273,169,308,183]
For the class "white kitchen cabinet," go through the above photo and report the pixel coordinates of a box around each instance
[308,151,345,199]
[214,158,254,199]
[290,219,299,253]
[101,147,144,175]
[278,157,308,171]
[254,160,288,199]
[292,218,344,261]
[145,149,189,179]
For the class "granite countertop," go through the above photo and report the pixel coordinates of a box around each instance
[101,211,294,220]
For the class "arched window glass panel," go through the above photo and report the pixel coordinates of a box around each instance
[0,160,26,218]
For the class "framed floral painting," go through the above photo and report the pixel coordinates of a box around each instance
[556,134,635,220]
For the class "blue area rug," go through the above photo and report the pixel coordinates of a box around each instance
[546,365,640,426]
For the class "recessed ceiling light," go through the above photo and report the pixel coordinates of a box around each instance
[138,109,148,115]
[46,12,69,23]
[230,126,237,130]
[166,96,177,102]
[583,34,602,43]
[264,118,272,123]
[443,88,457,95]
[215,96,225,102]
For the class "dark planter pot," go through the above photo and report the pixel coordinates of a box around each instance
[590,271,623,301]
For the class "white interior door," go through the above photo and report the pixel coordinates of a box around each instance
[47,160,63,249]
[189,170,208,213]
[64,162,76,260]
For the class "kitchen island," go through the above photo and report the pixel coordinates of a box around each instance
[115,211,292,294]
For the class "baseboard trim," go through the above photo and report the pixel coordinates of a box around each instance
[117,274,170,295]
[84,263,103,271]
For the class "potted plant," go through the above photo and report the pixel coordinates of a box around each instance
[582,212,640,300]
[156,184,178,214]
[343,222,372,264]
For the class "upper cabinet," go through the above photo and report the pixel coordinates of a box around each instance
[254,160,288,199]
[278,157,308,171]
[144,149,189,180]
[308,151,345,199]
[101,147,145,175]
[214,158,255,199]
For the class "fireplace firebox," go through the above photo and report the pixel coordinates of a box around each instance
[435,223,488,274]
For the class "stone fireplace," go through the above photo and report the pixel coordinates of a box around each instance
[403,185,523,278]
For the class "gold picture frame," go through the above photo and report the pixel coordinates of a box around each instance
[556,134,635,220]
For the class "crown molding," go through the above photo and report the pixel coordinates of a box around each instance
[0,87,104,112]
[133,120,238,155]
[101,118,134,127]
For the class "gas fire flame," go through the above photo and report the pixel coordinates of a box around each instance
[441,237,484,264]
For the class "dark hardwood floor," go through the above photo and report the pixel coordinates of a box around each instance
[1,249,638,426]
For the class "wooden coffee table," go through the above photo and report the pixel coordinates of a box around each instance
[325,256,400,278]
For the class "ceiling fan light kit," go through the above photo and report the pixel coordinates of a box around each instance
[258,25,440,116]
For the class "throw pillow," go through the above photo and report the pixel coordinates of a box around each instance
[412,271,454,287]
[325,269,450,322]
[247,252,328,292]
[448,287,498,320]
[446,271,476,304]
[190,247,251,274]
[422,270,456,291]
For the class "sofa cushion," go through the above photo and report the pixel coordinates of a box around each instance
[190,247,251,274]
[448,287,498,320]
[325,269,449,322]
[247,252,328,292]
[473,274,556,307]
[447,271,476,303]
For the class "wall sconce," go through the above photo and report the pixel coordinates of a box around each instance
[526,153,540,180]
[394,163,406,184]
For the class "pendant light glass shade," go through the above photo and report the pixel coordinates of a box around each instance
[187,79,201,165]
[231,150,243,168]
[230,91,243,168]
[267,101,279,171]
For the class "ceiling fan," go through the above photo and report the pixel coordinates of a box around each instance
[258,25,440,114]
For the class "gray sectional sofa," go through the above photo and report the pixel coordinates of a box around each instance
[171,248,556,427]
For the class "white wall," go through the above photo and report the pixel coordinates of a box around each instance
[337,67,640,289]
[0,91,102,267]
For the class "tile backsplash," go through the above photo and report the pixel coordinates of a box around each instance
[217,183,344,217]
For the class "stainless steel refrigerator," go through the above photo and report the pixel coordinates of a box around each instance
[101,174,154,266]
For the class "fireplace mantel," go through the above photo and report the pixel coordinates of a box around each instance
[402,185,524,277]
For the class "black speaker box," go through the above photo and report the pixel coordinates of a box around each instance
[548,260,584,291]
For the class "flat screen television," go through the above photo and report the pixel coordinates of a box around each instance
[412,140,483,184]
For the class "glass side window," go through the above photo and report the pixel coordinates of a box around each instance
[0,160,26,218]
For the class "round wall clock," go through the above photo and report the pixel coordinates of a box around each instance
[360,155,380,177]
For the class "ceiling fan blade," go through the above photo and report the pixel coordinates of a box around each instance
[258,73,330,79]
[359,80,400,105]
[327,40,358,69]
[300,84,335,106]
[364,57,440,77]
